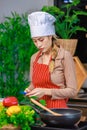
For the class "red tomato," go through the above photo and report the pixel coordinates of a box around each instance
[3,96,18,107]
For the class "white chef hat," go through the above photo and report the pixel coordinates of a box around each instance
[28,11,56,38]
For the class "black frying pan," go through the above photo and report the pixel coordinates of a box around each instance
[30,99,82,127]
[39,108,82,127]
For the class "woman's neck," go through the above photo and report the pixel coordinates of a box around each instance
[42,47,52,56]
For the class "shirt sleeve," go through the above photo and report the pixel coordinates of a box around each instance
[51,51,77,99]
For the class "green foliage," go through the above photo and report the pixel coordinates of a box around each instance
[39,99,47,106]
[0,105,36,130]
[41,0,87,39]
[0,12,38,101]
[20,96,46,109]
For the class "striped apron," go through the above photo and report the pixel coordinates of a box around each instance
[32,51,68,108]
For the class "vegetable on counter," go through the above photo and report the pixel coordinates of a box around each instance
[0,96,45,129]
[6,105,21,116]
[0,105,36,130]
[3,96,18,107]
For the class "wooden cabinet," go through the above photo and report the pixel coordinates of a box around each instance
[73,56,87,92]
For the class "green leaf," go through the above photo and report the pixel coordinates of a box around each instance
[39,99,46,106]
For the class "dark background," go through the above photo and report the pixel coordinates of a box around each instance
[54,0,87,63]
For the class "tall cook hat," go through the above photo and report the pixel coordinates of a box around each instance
[28,11,56,38]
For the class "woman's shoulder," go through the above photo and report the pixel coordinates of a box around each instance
[58,45,72,59]
[31,51,40,61]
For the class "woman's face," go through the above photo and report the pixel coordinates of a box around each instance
[32,36,52,53]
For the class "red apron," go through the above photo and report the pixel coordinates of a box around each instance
[32,51,68,108]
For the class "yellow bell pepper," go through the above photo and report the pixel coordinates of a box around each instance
[6,105,21,116]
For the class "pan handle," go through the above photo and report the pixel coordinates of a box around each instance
[20,101,41,114]
[28,103,40,114]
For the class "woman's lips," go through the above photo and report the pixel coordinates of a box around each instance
[40,48,43,51]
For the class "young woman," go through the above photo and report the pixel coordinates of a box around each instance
[25,11,77,108]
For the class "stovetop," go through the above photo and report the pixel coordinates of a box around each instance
[31,121,87,130]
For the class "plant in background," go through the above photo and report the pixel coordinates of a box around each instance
[0,12,38,101]
[41,0,87,39]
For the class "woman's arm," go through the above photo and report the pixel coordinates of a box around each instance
[51,51,77,99]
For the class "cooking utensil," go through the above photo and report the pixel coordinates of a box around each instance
[30,99,82,127]
[30,98,62,116]
[39,108,82,127]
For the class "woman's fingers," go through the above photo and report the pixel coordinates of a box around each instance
[26,88,44,98]
[28,89,39,95]
[25,88,31,93]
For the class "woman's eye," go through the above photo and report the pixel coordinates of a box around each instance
[32,38,44,43]
[39,39,44,42]
[33,40,36,43]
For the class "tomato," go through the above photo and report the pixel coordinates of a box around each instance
[3,96,18,107]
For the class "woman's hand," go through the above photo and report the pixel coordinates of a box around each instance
[24,83,34,95]
[24,87,31,94]
[26,88,52,98]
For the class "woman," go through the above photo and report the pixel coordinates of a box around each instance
[25,11,77,108]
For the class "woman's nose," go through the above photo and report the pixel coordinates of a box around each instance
[37,41,42,47]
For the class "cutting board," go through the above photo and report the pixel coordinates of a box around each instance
[73,56,87,93]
